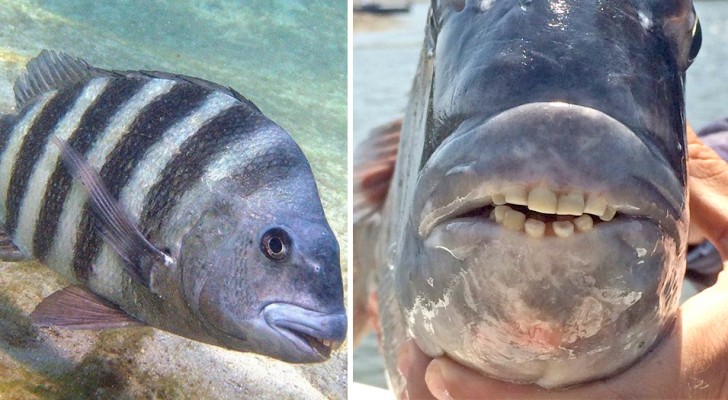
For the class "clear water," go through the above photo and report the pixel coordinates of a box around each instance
[0,0,347,248]
[0,0,347,397]
[354,0,728,389]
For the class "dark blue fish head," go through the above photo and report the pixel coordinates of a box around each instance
[395,0,701,387]
[174,127,345,363]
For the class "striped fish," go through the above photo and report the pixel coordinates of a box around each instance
[0,50,345,363]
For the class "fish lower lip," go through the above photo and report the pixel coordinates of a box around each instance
[278,328,340,358]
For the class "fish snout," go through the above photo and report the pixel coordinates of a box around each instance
[416,102,685,240]
[262,302,346,362]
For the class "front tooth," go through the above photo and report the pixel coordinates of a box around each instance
[525,219,545,238]
[503,209,526,231]
[600,206,617,221]
[574,215,594,232]
[527,187,557,214]
[553,220,574,237]
[557,193,585,216]
[494,205,510,223]
[584,196,608,216]
[492,193,506,205]
[504,186,528,206]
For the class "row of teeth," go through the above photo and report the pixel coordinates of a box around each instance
[490,205,596,238]
[491,187,617,221]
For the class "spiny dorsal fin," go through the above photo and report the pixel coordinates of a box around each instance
[14,50,110,109]
[31,286,142,330]
[354,118,401,223]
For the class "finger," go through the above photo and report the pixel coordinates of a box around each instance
[426,357,555,400]
[688,125,728,259]
[397,340,437,400]
[425,323,685,400]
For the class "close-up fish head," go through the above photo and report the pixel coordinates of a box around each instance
[394,0,702,388]
[170,130,346,364]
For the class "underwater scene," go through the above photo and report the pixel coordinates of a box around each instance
[0,0,347,399]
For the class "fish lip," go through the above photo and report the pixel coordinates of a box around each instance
[261,302,346,361]
[415,102,685,239]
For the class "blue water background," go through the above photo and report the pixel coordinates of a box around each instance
[0,0,347,254]
[353,0,728,389]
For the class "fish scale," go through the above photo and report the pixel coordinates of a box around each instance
[0,50,346,364]
[33,78,145,261]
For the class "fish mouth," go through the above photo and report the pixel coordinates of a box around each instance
[261,302,346,362]
[416,102,685,243]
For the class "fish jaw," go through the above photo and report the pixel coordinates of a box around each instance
[261,303,347,363]
[396,102,688,387]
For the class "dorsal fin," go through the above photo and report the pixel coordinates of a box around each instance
[136,70,262,113]
[13,50,111,109]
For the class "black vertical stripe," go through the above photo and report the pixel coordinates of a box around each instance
[139,104,269,240]
[71,82,212,280]
[5,83,87,234]
[33,78,146,265]
[0,112,21,156]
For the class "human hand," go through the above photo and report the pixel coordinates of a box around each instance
[394,126,728,399]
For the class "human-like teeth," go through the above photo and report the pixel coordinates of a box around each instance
[503,209,526,231]
[492,193,506,205]
[524,218,546,238]
[493,205,509,223]
[573,215,594,232]
[600,206,617,221]
[322,340,332,348]
[553,220,575,237]
[584,196,607,216]
[557,193,585,216]
[527,187,557,214]
[503,186,528,206]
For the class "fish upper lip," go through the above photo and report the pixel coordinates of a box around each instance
[415,103,685,239]
[261,302,346,360]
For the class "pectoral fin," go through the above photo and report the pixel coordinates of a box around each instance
[30,286,142,330]
[52,136,175,289]
[354,118,401,223]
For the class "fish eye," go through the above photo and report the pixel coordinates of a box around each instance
[261,228,291,261]
[687,18,702,67]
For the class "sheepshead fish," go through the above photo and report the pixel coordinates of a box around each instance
[355,0,701,389]
[0,50,345,363]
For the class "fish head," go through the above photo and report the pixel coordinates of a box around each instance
[396,0,701,387]
[176,131,346,363]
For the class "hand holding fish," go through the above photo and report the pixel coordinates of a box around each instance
[392,127,728,400]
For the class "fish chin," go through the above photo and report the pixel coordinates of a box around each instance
[261,302,347,363]
[401,215,684,387]
[396,102,688,387]
[196,281,345,363]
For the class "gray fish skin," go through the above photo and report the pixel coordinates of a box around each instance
[357,0,700,390]
[0,50,345,363]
